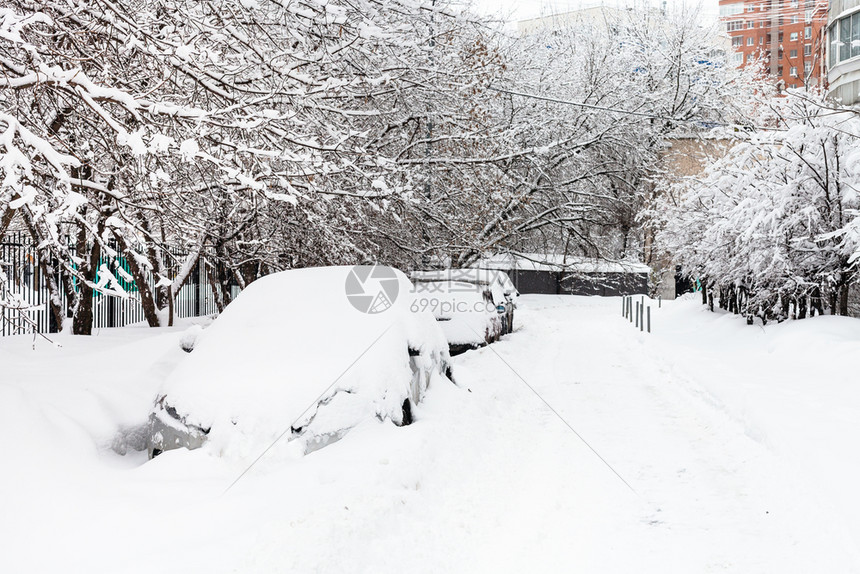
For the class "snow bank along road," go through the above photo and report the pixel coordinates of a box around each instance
[2,295,859,573]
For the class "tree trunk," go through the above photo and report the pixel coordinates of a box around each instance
[114,235,161,327]
[38,255,65,332]
[838,284,849,316]
[810,286,823,317]
[207,263,228,314]
[209,243,236,313]
[0,205,16,238]
[72,219,104,335]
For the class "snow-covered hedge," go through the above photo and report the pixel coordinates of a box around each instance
[655,92,860,321]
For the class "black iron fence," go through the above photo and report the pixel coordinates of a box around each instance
[0,231,236,337]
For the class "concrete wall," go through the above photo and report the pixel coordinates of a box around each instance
[658,136,731,177]
[831,0,860,17]
[647,136,732,299]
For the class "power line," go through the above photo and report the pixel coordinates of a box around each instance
[489,85,786,132]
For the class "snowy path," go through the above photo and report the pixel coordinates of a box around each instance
[2,295,860,573]
[446,296,860,572]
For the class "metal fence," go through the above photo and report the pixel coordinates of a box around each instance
[0,231,236,337]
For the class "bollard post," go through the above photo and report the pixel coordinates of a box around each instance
[647,306,651,333]
[640,303,644,332]
[629,297,633,323]
[658,295,662,309]
[635,301,639,328]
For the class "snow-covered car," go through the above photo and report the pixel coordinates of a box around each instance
[146,266,452,459]
[410,270,518,355]
[412,269,518,339]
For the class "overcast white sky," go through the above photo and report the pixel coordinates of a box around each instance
[469,0,719,23]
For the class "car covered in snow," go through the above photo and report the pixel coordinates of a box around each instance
[146,266,452,459]
[410,269,518,355]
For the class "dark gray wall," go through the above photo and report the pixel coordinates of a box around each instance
[560,272,648,297]
[509,270,560,294]
[506,269,648,296]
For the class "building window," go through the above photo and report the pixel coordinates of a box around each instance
[830,24,837,68]
[805,10,813,23]
[790,66,798,76]
[747,20,755,29]
[804,62,812,75]
[791,15,798,24]
[778,65,784,75]
[790,32,798,42]
[720,3,744,16]
[791,0,799,7]
[760,36,764,44]
[733,36,743,47]
[789,48,797,58]
[841,17,851,61]
[746,3,755,12]
[779,32,784,42]
[805,26,811,39]
[804,44,812,56]
[727,20,744,32]
[747,36,754,45]
[766,33,772,43]
[853,12,860,59]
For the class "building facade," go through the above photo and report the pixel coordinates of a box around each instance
[719,0,829,90]
[827,0,860,104]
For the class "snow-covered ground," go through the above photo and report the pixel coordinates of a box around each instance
[2,295,859,573]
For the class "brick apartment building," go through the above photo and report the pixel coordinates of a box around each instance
[719,0,829,90]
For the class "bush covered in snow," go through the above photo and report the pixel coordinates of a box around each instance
[654,92,860,322]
